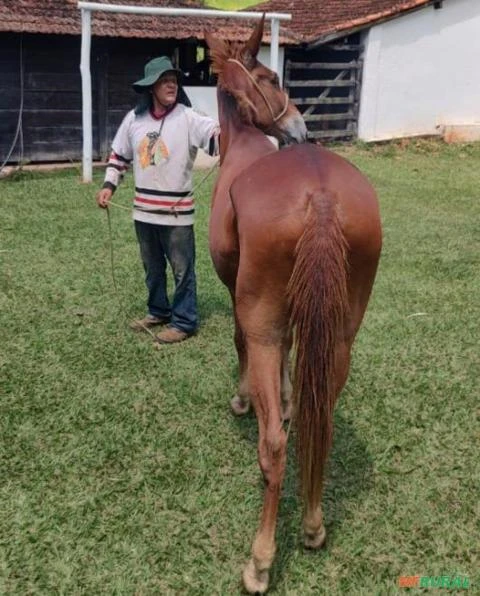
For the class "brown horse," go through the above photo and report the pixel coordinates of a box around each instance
[205,18,382,594]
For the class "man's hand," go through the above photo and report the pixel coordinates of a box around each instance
[96,188,113,209]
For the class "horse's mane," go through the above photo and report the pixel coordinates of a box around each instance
[209,41,244,74]
[208,40,260,124]
[209,41,256,89]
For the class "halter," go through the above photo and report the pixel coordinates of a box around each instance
[227,59,289,123]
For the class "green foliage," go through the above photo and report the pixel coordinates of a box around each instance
[1,140,479,593]
[203,0,259,10]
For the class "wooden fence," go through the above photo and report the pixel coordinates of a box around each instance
[285,36,363,141]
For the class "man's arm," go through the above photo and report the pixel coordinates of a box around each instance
[96,112,134,208]
[187,109,220,156]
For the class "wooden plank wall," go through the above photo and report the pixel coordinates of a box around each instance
[0,33,178,165]
[0,33,94,163]
[285,33,363,141]
[0,31,364,161]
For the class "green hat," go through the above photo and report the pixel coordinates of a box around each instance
[132,56,182,93]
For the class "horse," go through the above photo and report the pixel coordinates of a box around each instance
[205,17,382,594]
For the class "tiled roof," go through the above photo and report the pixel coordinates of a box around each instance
[0,0,260,40]
[0,0,433,44]
[253,0,433,43]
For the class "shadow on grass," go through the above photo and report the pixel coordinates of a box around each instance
[232,409,374,589]
[198,291,232,321]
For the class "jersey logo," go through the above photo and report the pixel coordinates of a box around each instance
[138,131,169,168]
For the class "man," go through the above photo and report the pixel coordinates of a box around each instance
[96,56,219,344]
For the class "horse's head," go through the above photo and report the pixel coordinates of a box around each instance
[205,16,307,145]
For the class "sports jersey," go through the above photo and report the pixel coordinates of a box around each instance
[104,104,219,226]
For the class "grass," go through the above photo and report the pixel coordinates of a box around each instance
[1,139,479,594]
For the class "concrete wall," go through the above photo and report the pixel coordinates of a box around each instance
[358,0,480,141]
[185,45,285,121]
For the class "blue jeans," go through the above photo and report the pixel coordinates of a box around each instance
[134,221,197,334]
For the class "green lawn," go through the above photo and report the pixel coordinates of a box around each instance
[1,140,478,594]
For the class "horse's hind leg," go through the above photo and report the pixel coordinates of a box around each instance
[242,338,286,594]
[232,326,291,421]
[230,310,251,415]
[281,332,293,421]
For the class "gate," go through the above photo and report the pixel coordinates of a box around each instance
[285,34,363,141]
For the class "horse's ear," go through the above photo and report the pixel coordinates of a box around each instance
[244,14,265,59]
[204,31,228,73]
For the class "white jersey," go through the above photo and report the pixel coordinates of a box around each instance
[104,104,219,226]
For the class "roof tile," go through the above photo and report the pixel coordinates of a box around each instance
[253,0,432,42]
[0,0,433,43]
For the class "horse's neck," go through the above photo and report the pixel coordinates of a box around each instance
[217,88,276,180]
[217,88,245,154]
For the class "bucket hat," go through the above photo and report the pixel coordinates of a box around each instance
[132,56,183,93]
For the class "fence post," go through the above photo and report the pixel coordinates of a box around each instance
[80,8,92,183]
[270,18,280,73]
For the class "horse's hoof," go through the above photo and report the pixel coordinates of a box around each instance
[231,394,250,416]
[243,558,269,594]
[304,524,327,549]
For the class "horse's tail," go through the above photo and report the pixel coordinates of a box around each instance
[287,193,349,510]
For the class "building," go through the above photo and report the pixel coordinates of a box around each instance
[1,0,479,164]
[258,0,480,142]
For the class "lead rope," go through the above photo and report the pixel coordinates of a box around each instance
[105,205,157,339]
[169,160,219,216]
[107,160,218,216]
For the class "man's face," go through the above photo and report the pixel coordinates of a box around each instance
[152,72,178,107]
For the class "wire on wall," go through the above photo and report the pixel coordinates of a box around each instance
[0,34,25,173]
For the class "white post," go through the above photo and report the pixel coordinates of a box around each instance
[80,8,92,183]
[270,18,280,74]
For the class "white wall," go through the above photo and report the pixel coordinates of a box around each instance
[185,45,285,121]
[358,0,480,141]
[184,86,218,119]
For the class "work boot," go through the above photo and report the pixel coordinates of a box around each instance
[154,326,192,344]
[129,314,169,332]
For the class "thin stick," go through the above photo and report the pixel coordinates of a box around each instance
[105,207,156,339]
